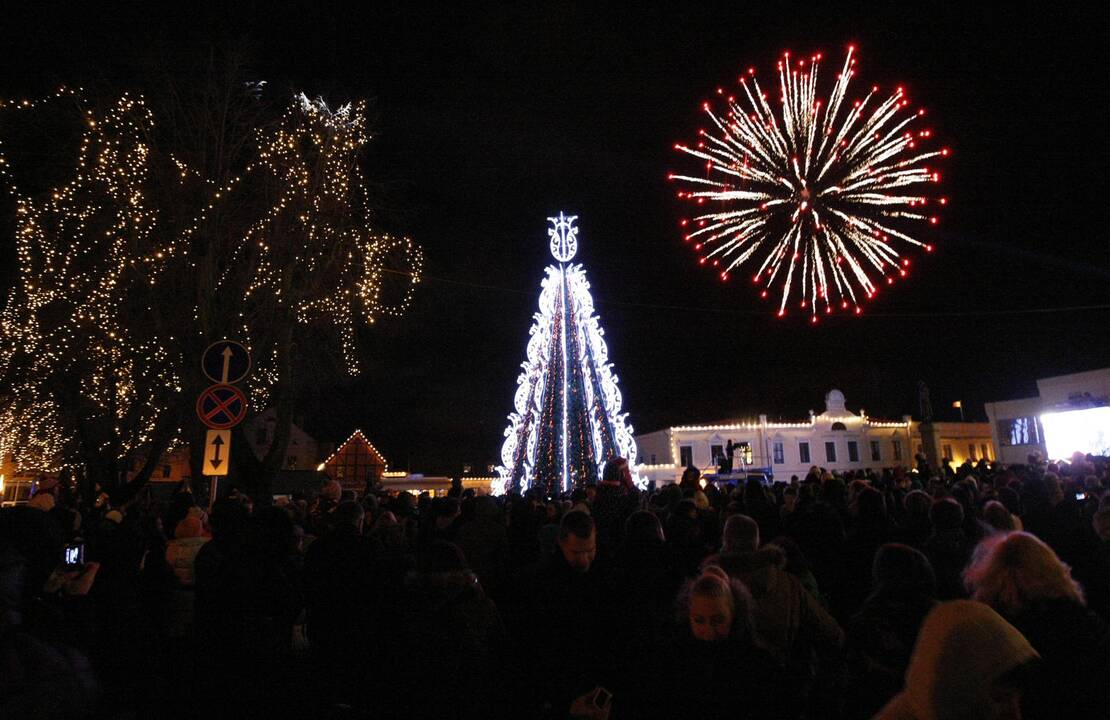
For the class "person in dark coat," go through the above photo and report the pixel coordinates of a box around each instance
[710,514,843,718]
[922,498,971,600]
[605,510,680,707]
[610,511,679,632]
[194,498,301,713]
[1078,503,1110,619]
[455,496,510,601]
[0,514,99,719]
[841,486,893,616]
[508,510,612,717]
[743,477,780,543]
[592,457,639,561]
[300,501,382,697]
[964,531,1110,720]
[781,487,847,617]
[386,541,510,719]
[843,543,937,719]
[892,490,933,549]
[667,499,709,578]
[624,569,782,719]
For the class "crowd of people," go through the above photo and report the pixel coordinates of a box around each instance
[2,452,1110,719]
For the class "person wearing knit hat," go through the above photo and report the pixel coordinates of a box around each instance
[874,600,1038,720]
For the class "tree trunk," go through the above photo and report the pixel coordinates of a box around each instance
[256,319,296,506]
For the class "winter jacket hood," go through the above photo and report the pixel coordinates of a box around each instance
[875,600,1038,720]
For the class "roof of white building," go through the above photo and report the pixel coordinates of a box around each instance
[651,389,912,433]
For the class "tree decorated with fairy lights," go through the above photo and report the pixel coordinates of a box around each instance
[0,71,421,498]
[495,214,639,496]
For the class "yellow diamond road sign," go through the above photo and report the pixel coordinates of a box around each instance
[203,429,231,476]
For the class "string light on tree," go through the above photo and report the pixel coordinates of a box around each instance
[0,89,422,475]
[495,214,640,496]
[669,45,947,319]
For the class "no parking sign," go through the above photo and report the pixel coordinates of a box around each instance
[195,384,248,429]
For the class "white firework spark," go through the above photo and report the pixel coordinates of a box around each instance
[670,46,948,320]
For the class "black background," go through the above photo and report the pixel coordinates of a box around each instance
[3,2,1108,473]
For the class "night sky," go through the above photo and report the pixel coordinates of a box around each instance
[3,3,1109,473]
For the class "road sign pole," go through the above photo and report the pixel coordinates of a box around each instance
[199,341,250,512]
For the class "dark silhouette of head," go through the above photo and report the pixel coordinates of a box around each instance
[334,500,365,531]
[721,514,759,555]
[558,510,596,572]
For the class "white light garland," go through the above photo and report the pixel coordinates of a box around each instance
[0,89,421,474]
[318,429,389,473]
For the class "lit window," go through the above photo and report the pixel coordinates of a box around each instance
[773,441,784,464]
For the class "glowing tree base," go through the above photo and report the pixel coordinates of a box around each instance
[495,213,639,495]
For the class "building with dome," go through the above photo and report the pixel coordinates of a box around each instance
[634,389,994,485]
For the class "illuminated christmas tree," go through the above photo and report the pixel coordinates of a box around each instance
[495,213,639,495]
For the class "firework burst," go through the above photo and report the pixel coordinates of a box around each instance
[670,46,947,319]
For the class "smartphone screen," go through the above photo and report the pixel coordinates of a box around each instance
[63,543,85,568]
[593,687,612,708]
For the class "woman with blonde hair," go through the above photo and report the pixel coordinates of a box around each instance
[623,570,782,718]
[963,532,1110,720]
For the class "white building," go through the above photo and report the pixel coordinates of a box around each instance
[985,367,1110,464]
[635,389,994,485]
